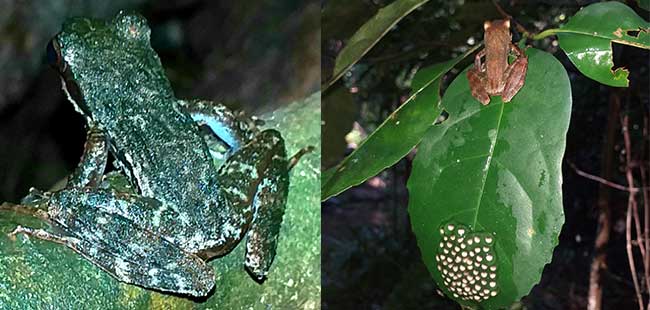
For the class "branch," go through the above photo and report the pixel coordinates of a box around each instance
[622,115,645,309]
[641,114,650,309]
[567,160,640,193]
[490,0,529,35]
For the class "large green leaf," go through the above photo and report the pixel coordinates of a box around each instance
[321,46,480,201]
[324,0,431,89]
[407,48,570,309]
[556,1,650,87]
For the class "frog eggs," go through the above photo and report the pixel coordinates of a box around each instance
[435,223,498,302]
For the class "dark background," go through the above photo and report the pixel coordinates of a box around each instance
[0,0,319,203]
[322,0,649,309]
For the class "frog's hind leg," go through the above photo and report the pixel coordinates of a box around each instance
[17,190,216,297]
[501,54,528,103]
[8,225,71,245]
[179,99,295,280]
[202,129,289,280]
[501,43,528,103]
[243,140,290,281]
[467,69,491,105]
[244,146,313,280]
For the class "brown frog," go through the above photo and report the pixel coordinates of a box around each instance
[467,19,528,105]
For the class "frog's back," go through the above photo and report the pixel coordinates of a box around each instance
[57,12,218,207]
[109,97,218,208]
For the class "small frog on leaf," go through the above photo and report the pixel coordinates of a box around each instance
[467,19,528,105]
[2,11,310,297]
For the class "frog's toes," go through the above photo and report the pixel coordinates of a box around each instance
[245,256,268,283]
[20,187,49,205]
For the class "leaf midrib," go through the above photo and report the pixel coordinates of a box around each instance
[557,29,650,49]
[471,102,505,228]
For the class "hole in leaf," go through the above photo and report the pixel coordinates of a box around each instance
[627,30,640,38]
[434,110,449,125]
[608,42,630,85]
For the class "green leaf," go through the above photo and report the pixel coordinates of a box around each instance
[321,46,480,201]
[325,0,431,90]
[407,48,570,309]
[638,0,650,11]
[556,1,650,87]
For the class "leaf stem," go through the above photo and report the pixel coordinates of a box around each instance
[527,28,560,40]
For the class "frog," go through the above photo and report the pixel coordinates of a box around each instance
[467,19,528,105]
[5,11,308,297]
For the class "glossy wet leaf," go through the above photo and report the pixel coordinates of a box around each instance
[325,0,431,89]
[556,1,650,87]
[408,49,570,309]
[321,46,479,201]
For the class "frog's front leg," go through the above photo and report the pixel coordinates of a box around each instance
[20,125,108,205]
[467,49,491,105]
[501,43,528,103]
[67,124,109,188]
[13,188,215,297]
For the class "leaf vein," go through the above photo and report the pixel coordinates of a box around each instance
[438,153,490,172]
[471,103,505,228]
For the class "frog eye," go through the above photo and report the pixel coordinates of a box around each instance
[46,39,64,71]
[113,11,150,43]
[483,21,491,30]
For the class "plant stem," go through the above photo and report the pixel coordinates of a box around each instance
[528,28,560,40]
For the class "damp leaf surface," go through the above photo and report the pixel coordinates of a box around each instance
[556,1,650,87]
[407,48,570,309]
[321,46,479,201]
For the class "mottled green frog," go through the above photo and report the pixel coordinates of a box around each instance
[7,11,305,297]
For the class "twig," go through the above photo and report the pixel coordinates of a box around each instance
[628,198,645,310]
[622,115,645,309]
[491,0,564,41]
[641,114,650,309]
[490,0,529,35]
[633,193,647,261]
[622,113,649,276]
[567,160,639,193]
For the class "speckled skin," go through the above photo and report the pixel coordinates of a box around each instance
[13,11,291,297]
